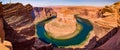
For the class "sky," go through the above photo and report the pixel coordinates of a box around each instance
[1,0,120,7]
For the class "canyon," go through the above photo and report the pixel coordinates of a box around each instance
[0,1,120,50]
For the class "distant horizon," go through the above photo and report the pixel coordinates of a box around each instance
[1,2,105,7]
[1,0,119,7]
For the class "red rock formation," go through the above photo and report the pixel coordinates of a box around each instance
[52,6,101,20]
[0,2,12,50]
[3,3,35,50]
[33,7,56,23]
[34,7,56,17]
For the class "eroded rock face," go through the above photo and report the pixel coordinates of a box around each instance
[94,2,120,50]
[3,3,35,50]
[53,6,101,21]
[33,7,56,23]
[96,2,120,28]
[0,2,12,50]
[33,38,53,50]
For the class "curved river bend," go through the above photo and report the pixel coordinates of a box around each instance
[36,16,93,47]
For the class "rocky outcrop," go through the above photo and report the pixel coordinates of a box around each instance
[94,2,120,50]
[33,6,101,24]
[0,2,12,50]
[96,2,120,28]
[34,7,56,17]
[91,1,120,41]
[3,3,35,50]
[33,7,56,23]
[33,38,53,50]
[53,6,101,21]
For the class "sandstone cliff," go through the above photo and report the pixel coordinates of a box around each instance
[53,6,101,20]
[33,7,56,23]
[96,2,120,28]
[94,2,120,50]
[3,3,35,50]
[0,2,12,50]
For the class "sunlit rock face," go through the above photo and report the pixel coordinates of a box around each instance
[93,2,120,40]
[53,6,101,21]
[96,2,120,28]
[45,8,77,39]
[0,40,12,50]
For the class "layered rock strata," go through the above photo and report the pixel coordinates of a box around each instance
[3,3,35,50]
